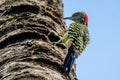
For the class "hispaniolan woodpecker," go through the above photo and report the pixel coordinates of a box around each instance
[55,12,90,72]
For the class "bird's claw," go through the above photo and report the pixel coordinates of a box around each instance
[52,42,66,49]
[52,42,59,45]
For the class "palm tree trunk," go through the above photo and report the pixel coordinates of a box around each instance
[0,0,77,80]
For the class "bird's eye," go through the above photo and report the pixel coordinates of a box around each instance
[82,18,84,21]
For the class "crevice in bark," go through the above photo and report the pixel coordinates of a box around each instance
[48,32,60,42]
[0,18,58,38]
[37,18,57,32]
[0,32,49,49]
[14,75,47,80]
[3,4,39,16]
[41,5,62,25]
[0,23,24,37]
[17,58,63,73]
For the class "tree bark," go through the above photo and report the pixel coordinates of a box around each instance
[0,0,76,80]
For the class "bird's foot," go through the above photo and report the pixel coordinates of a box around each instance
[52,42,66,49]
[52,42,59,45]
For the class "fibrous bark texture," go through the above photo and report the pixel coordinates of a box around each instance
[0,0,76,80]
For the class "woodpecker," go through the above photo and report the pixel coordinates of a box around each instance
[54,12,90,72]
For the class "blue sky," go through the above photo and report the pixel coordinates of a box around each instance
[63,0,120,80]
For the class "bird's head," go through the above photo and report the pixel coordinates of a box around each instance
[64,12,88,26]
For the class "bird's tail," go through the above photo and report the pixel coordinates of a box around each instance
[63,46,75,73]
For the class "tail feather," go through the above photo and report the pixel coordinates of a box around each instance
[63,46,75,72]
[68,55,75,72]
